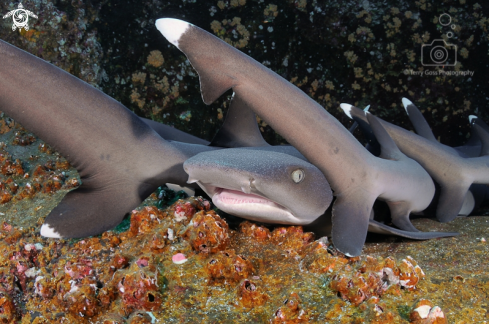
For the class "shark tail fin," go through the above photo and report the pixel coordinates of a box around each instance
[366,112,403,161]
[401,98,438,143]
[210,92,269,148]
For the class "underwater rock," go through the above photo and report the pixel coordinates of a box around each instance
[330,255,426,306]
[182,210,230,253]
[410,299,447,324]
[270,292,309,323]
[236,279,269,309]
[116,258,165,313]
[206,249,254,283]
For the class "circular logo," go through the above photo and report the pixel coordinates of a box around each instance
[430,46,448,64]
[13,9,28,28]
[439,13,451,26]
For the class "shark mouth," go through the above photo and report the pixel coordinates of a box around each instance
[210,188,301,224]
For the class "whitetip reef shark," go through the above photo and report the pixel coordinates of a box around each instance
[154,18,457,256]
[0,37,333,243]
[341,100,489,223]
[0,20,458,257]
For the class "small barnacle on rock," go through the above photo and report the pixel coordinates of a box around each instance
[98,313,127,324]
[182,210,230,253]
[206,249,254,283]
[116,261,164,313]
[239,221,270,241]
[299,239,349,274]
[63,280,100,317]
[127,206,165,236]
[236,279,268,308]
[270,292,309,323]
[410,299,447,324]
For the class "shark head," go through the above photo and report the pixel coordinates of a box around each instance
[183,148,332,225]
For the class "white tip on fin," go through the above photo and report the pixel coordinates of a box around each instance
[340,103,353,119]
[469,115,478,123]
[401,98,413,115]
[155,18,191,48]
[40,223,62,238]
[363,105,370,112]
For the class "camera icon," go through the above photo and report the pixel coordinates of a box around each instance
[421,39,457,66]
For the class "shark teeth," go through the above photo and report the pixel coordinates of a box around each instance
[215,189,275,206]
[155,18,191,49]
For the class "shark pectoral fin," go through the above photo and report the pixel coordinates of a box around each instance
[436,182,472,222]
[368,220,458,239]
[331,188,376,257]
[41,179,156,238]
[401,98,438,143]
[365,112,402,161]
[386,201,419,232]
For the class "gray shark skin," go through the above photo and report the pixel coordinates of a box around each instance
[0,39,215,238]
[142,110,456,242]
[401,98,489,215]
[341,103,489,224]
[156,18,439,256]
[141,117,210,145]
[184,148,332,225]
[401,98,481,158]
[0,38,333,240]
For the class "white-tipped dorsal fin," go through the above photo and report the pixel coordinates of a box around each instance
[402,97,413,115]
[340,103,353,119]
[469,115,478,124]
[155,18,191,48]
[366,112,403,161]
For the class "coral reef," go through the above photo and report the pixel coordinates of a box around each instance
[0,193,454,323]
[0,123,486,322]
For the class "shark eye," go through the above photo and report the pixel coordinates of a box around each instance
[291,169,305,183]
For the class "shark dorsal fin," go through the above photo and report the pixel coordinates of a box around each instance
[210,92,269,148]
[473,123,489,156]
[366,112,402,160]
[402,98,437,143]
